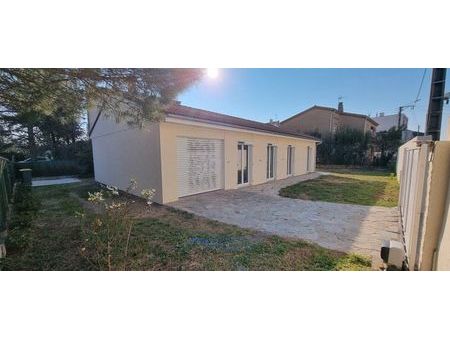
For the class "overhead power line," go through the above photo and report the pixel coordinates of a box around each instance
[414,69,427,104]
[408,68,427,130]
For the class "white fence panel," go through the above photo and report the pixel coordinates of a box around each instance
[398,137,431,269]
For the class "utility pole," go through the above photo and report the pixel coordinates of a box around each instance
[397,104,414,129]
[425,68,447,141]
[397,106,404,129]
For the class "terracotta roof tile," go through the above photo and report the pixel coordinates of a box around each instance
[165,103,320,141]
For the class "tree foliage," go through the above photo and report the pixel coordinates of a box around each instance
[317,128,372,165]
[373,127,402,167]
[0,68,203,160]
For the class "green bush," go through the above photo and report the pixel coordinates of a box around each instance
[317,128,372,166]
[10,183,40,228]
[16,160,83,178]
[387,159,397,173]
[49,140,93,176]
[16,140,94,178]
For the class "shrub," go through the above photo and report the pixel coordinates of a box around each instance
[15,140,94,178]
[51,140,93,177]
[80,180,156,271]
[16,160,82,178]
[10,183,40,229]
[387,159,397,173]
[317,128,372,166]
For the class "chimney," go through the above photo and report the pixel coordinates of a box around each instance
[269,119,280,127]
[338,101,344,112]
[379,112,384,117]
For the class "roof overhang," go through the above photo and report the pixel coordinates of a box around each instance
[165,114,320,142]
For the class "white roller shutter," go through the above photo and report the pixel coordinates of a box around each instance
[176,137,224,197]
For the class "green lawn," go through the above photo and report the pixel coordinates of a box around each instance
[1,181,372,271]
[279,169,399,207]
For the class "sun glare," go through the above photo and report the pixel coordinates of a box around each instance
[206,68,219,79]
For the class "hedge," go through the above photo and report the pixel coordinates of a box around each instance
[15,160,86,178]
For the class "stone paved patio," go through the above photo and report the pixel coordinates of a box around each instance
[169,173,401,268]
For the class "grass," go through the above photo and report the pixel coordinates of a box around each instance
[1,181,372,271]
[279,169,399,207]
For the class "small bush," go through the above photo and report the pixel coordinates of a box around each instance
[317,128,372,166]
[81,180,156,270]
[16,160,82,178]
[387,159,396,173]
[10,183,40,228]
[4,226,33,253]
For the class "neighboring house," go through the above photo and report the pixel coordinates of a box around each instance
[373,113,424,142]
[373,112,408,132]
[88,102,319,204]
[373,112,420,142]
[279,103,378,137]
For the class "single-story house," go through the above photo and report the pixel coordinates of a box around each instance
[88,102,319,204]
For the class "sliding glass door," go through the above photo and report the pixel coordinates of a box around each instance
[237,142,249,185]
[287,145,293,175]
[267,144,275,179]
[307,146,312,172]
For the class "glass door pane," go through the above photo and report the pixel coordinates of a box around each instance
[267,144,274,179]
[243,145,248,184]
[287,146,291,175]
[306,146,311,171]
[270,146,274,178]
[237,143,242,184]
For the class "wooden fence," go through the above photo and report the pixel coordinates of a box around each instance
[0,157,15,231]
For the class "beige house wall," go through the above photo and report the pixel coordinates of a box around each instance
[436,179,450,270]
[339,114,366,131]
[159,120,317,203]
[420,141,450,270]
[447,117,450,141]
[281,108,335,136]
[281,107,376,136]
[89,108,317,205]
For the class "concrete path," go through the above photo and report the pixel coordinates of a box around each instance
[169,173,401,268]
[32,177,81,187]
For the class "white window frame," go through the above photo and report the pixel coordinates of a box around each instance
[266,144,276,180]
[237,142,250,186]
[307,146,313,172]
[287,145,294,176]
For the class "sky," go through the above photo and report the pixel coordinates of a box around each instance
[179,69,450,139]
